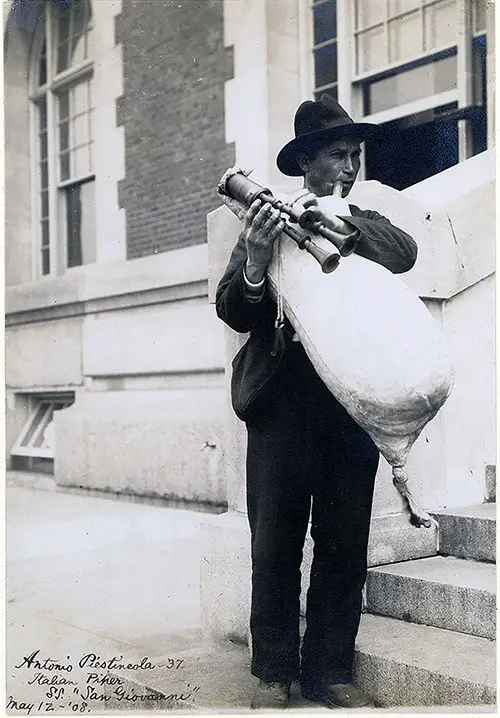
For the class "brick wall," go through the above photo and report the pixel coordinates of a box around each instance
[116,0,235,259]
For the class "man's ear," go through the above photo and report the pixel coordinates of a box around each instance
[296,153,310,173]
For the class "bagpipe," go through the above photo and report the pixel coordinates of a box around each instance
[218,166,454,528]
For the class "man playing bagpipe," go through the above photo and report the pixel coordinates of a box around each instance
[216,94,417,710]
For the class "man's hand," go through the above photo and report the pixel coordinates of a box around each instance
[288,183,352,235]
[243,199,286,283]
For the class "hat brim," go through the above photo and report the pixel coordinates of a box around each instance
[276,123,380,177]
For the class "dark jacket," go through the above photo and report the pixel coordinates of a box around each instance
[216,205,418,421]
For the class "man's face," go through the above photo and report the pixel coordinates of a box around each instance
[299,138,362,198]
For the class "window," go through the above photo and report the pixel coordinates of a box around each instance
[351,0,488,186]
[363,52,457,115]
[473,0,487,34]
[312,0,338,99]
[31,0,95,277]
[355,0,458,75]
[10,393,74,474]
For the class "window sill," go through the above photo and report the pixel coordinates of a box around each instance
[6,244,210,325]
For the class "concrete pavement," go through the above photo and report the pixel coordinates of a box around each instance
[7,476,252,713]
[5,475,493,715]
[7,476,329,714]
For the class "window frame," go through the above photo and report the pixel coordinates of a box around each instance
[10,394,74,461]
[348,0,487,161]
[29,0,94,279]
[311,0,339,99]
[353,0,461,81]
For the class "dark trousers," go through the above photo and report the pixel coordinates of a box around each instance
[245,343,379,685]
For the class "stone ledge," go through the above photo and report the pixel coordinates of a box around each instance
[354,614,496,707]
[6,244,209,324]
[366,556,496,639]
[432,503,496,563]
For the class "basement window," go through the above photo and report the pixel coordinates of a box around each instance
[10,393,74,474]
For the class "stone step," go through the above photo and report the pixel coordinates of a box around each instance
[108,619,496,711]
[354,613,496,707]
[432,503,496,562]
[366,555,496,639]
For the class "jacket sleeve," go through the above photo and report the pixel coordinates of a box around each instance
[215,231,276,334]
[342,206,418,274]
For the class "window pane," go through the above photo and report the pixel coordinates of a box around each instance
[389,11,423,62]
[365,54,457,113]
[41,189,49,218]
[65,184,83,267]
[19,405,46,446]
[313,0,337,45]
[63,180,95,267]
[40,131,48,161]
[357,25,386,73]
[59,120,69,153]
[356,0,385,29]
[71,30,87,66]
[60,152,71,181]
[424,0,457,50]
[71,0,89,66]
[41,219,50,248]
[41,218,50,276]
[38,39,47,86]
[388,0,421,16]
[80,180,96,264]
[58,81,93,182]
[474,0,487,33]
[58,8,70,46]
[40,160,49,190]
[42,249,50,276]
[59,90,70,121]
[73,113,89,146]
[73,81,90,115]
[38,100,47,131]
[73,0,86,36]
[314,41,338,88]
[74,145,91,177]
[364,103,459,189]
[31,406,53,449]
[56,0,90,72]
[57,41,69,73]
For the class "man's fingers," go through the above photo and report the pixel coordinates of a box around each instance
[268,217,286,237]
[262,207,281,229]
[244,199,263,226]
[253,203,275,227]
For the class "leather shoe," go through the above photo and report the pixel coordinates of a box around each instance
[301,681,375,708]
[251,680,291,710]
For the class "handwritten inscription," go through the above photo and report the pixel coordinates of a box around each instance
[8,648,198,714]
[78,654,156,671]
[15,652,74,673]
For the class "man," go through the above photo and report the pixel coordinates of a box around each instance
[215,94,417,710]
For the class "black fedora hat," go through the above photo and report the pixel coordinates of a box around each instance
[276,93,379,177]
